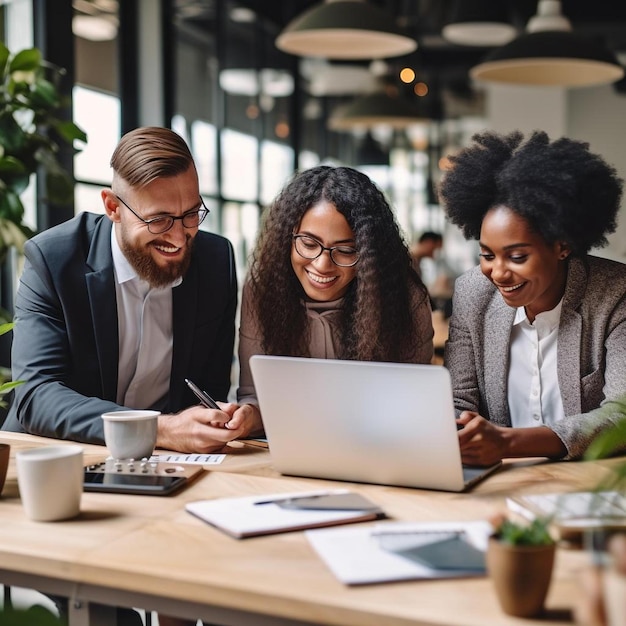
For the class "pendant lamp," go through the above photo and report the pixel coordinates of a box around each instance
[442,0,517,47]
[470,0,624,87]
[356,131,389,166]
[275,0,417,60]
[328,90,428,131]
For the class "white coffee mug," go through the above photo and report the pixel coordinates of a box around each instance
[101,410,160,459]
[16,445,84,521]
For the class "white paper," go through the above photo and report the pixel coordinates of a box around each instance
[306,520,492,585]
[148,453,225,465]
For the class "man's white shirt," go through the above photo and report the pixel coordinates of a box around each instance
[111,226,181,409]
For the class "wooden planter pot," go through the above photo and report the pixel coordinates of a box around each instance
[486,537,556,617]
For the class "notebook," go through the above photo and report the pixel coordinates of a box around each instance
[186,489,385,538]
[249,355,501,492]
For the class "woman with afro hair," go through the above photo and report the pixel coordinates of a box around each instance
[439,129,626,466]
[218,165,434,436]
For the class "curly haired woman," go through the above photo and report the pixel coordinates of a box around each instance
[439,129,626,466]
[220,165,434,436]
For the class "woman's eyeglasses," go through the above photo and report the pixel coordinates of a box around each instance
[292,234,359,267]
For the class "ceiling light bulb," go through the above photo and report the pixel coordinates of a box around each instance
[399,68,415,83]
[526,0,571,33]
[73,15,118,41]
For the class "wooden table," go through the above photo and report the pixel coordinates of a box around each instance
[0,431,619,626]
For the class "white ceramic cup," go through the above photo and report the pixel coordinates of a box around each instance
[16,445,84,521]
[101,410,160,460]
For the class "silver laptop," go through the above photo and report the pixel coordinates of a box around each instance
[249,355,501,492]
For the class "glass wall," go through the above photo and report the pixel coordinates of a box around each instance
[171,0,296,276]
[72,0,120,215]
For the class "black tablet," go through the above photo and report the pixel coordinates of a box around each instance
[83,469,188,495]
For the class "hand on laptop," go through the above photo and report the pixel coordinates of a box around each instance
[457,411,509,467]
[457,410,568,465]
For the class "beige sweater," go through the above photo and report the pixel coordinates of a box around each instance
[237,280,434,406]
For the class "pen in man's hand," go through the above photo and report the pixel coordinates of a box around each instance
[184,378,220,410]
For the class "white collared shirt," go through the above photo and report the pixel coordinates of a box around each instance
[111,226,181,410]
[507,301,565,428]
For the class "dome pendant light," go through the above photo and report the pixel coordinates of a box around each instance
[328,90,428,131]
[442,0,516,47]
[275,0,417,60]
[470,0,624,87]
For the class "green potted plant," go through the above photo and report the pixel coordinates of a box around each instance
[486,514,556,618]
[0,42,86,259]
[492,516,555,546]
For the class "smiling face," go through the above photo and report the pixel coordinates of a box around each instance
[479,205,570,323]
[290,200,358,302]
[103,165,200,288]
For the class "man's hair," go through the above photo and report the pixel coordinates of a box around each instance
[418,231,443,244]
[110,126,195,188]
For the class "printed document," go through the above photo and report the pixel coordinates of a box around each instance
[306,520,492,585]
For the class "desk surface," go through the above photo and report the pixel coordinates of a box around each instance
[0,431,619,626]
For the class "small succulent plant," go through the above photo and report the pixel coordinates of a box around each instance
[493,517,555,547]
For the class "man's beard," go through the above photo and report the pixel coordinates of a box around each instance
[120,228,193,288]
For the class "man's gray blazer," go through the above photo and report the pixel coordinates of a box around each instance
[444,255,626,459]
[3,212,238,444]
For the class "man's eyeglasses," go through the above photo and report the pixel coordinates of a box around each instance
[292,234,359,267]
[116,195,209,234]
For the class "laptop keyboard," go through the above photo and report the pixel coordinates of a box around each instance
[462,463,501,486]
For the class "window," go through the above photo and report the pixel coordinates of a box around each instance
[73,86,120,186]
[221,129,258,202]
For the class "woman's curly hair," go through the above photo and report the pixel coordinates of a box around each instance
[439,130,623,255]
[248,165,427,361]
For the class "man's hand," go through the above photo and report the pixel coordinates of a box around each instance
[156,406,246,453]
[218,402,264,437]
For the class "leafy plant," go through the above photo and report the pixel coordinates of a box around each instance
[584,403,626,491]
[0,42,87,258]
[0,321,21,406]
[0,605,63,625]
[493,517,555,547]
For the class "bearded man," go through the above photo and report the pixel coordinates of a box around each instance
[3,126,248,453]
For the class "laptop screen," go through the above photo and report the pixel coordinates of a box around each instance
[250,356,499,492]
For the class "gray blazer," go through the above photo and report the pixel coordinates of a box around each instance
[3,212,238,444]
[444,255,626,459]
